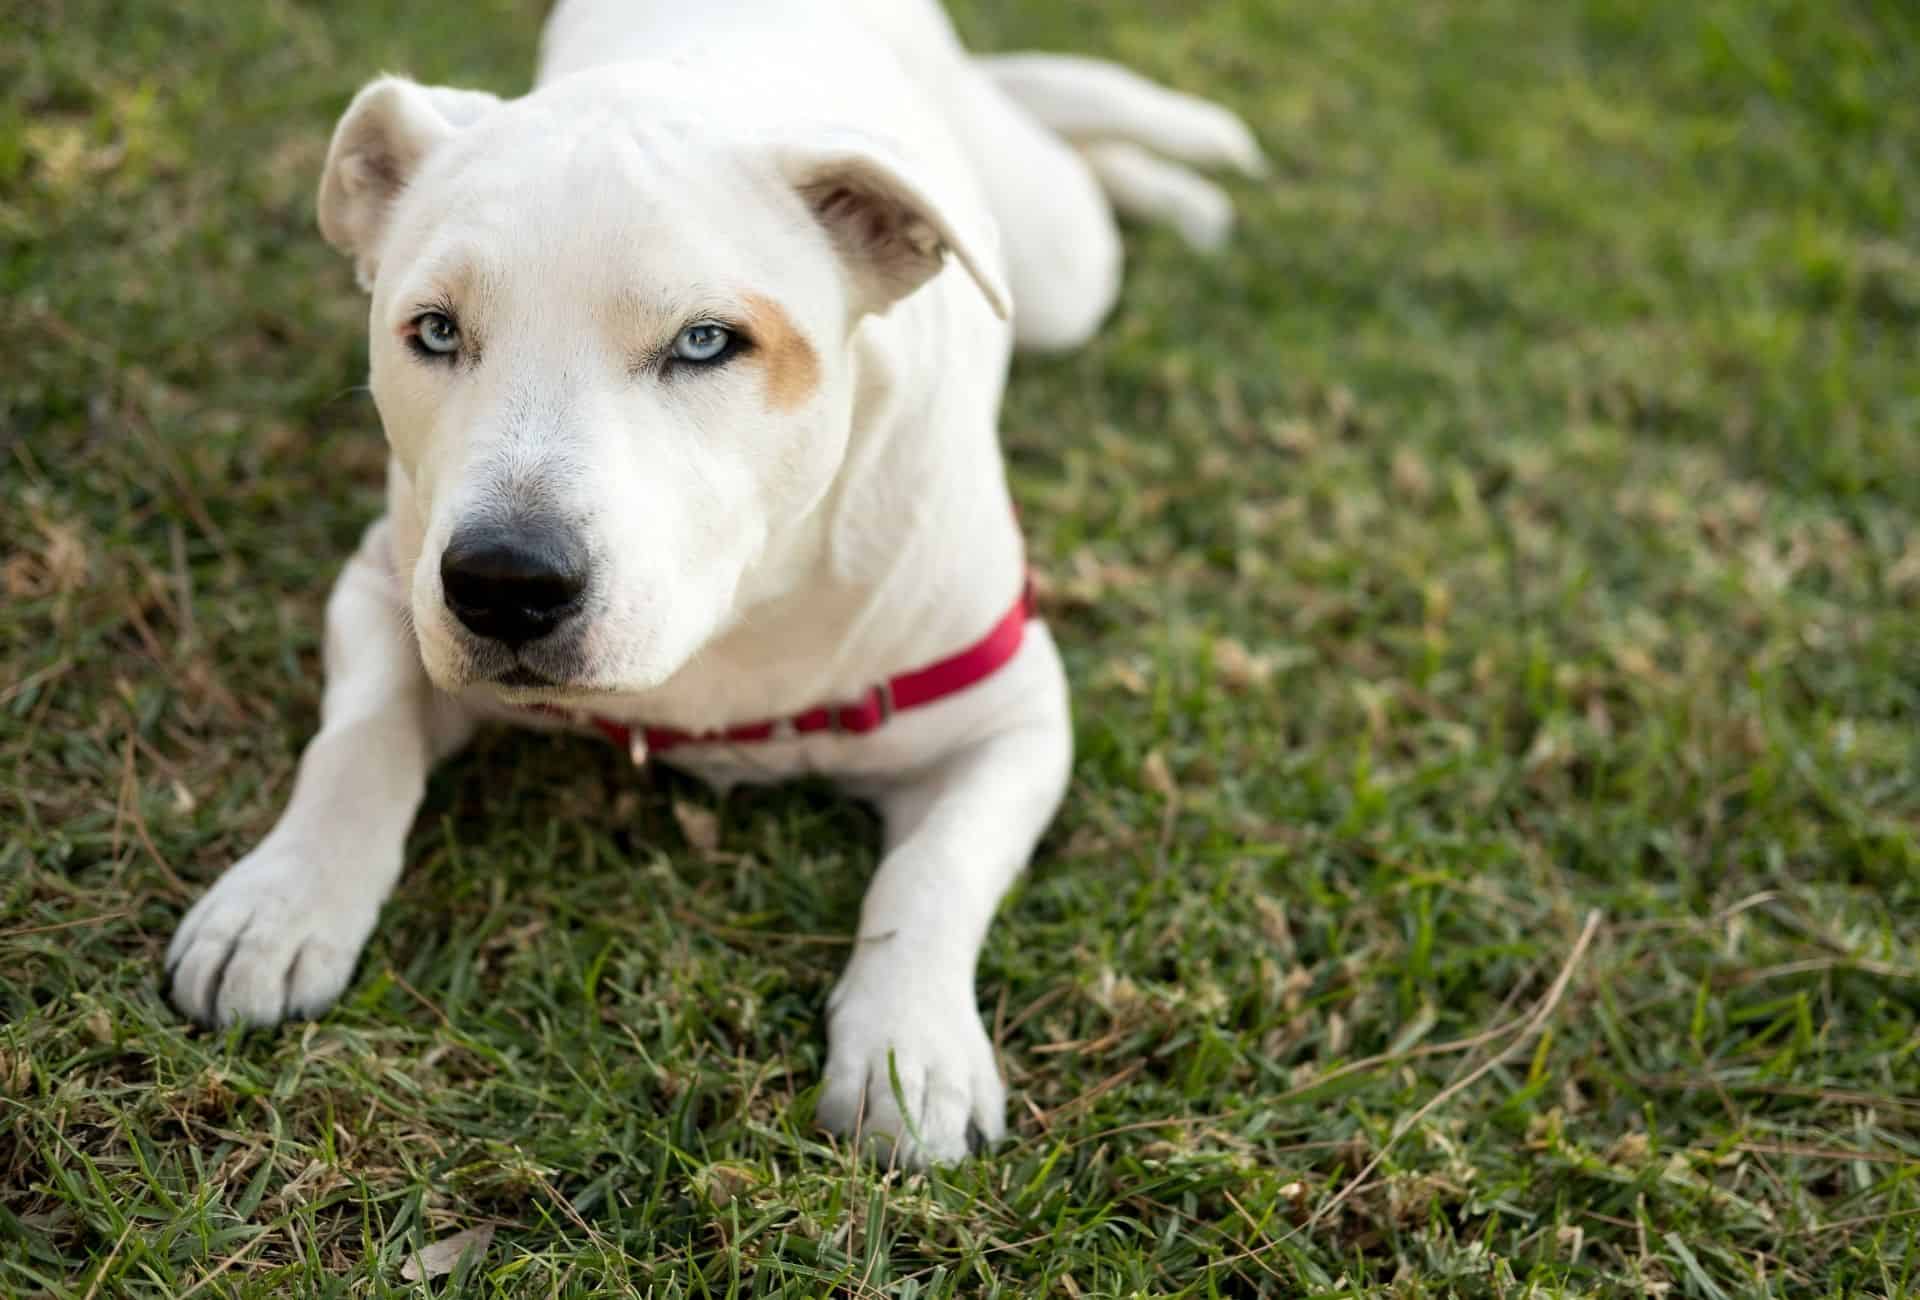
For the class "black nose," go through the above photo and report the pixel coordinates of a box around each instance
[440,522,589,647]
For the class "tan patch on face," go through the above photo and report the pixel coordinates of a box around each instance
[744,293,820,413]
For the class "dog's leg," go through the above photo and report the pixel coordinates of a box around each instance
[980,52,1263,265]
[167,519,473,1027]
[934,52,1261,351]
[980,54,1266,181]
[1080,140,1238,254]
[817,630,1073,1167]
[936,62,1123,353]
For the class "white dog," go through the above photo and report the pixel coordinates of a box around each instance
[166,0,1259,1165]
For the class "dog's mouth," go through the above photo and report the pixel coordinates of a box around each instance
[480,657,627,706]
[493,664,557,689]
[449,631,592,695]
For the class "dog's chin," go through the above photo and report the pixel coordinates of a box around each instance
[482,675,675,721]
[415,612,698,704]
[484,666,609,704]
[414,616,585,696]
[493,664,558,690]
[455,655,676,709]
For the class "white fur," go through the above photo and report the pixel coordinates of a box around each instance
[168,0,1256,1167]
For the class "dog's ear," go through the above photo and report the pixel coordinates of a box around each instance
[778,132,1010,323]
[318,76,501,290]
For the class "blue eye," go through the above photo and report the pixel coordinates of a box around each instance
[673,322,734,364]
[412,311,460,357]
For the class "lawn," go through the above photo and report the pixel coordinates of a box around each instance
[5,0,1920,1293]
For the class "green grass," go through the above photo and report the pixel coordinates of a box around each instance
[5,0,1920,1293]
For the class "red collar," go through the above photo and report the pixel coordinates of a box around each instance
[576,581,1034,765]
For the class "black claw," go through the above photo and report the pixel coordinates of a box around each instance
[966,1121,988,1156]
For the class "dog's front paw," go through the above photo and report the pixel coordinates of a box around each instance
[816,963,1006,1168]
[165,847,378,1029]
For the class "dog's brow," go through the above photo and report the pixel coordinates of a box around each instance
[743,293,820,412]
[393,250,496,321]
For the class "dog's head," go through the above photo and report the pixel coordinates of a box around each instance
[316,71,1007,699]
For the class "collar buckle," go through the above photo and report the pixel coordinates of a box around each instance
[833,680,895,734]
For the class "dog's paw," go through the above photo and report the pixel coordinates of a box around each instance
[816,965,1006,1168]
[165,848,376,1029]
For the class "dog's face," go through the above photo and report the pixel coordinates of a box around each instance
[317,73,1006,700]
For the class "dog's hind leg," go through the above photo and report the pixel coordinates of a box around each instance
[847,0,1122,351]
[936,65,1127,353]
[982,53,1264,259]
[939,51,1261,351]
[980,53,1266,182]
[1079,140,1239,254]
[166,518,474,1028]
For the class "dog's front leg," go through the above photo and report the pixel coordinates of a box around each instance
[818,633,1073,1167]
[167,519,473,1028]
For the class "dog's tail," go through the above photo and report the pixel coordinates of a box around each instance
[978,52,1264,252]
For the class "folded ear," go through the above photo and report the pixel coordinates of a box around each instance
[317,76,501,290]
[778,131,1010,323]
